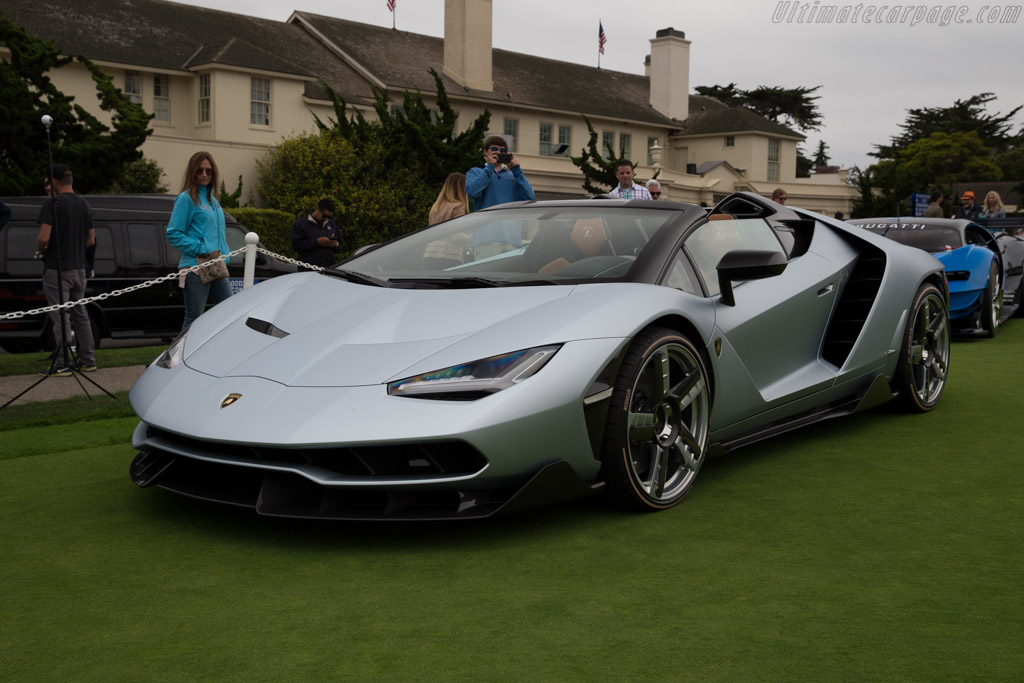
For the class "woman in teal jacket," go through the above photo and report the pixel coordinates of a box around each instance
[166,151,231,330]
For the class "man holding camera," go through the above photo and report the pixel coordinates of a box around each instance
[466,135,535,211]
[36,163,96,375]
[465,136,535,258]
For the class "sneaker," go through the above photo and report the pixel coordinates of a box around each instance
[79,363,97,373]
[39,366,73,377]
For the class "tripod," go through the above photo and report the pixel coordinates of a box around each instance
[1,116,114,409]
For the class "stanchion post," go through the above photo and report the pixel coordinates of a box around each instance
[243,232,258,289]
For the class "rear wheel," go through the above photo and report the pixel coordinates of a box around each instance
[980,261,1001,337]
[87,307,103,350]
[894,283,949,412]
[0,340,43,354]
[600,328,711,511]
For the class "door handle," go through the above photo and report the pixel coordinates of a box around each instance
[817,284,834,296]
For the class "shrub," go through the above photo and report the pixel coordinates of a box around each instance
[256,70,489,257]
[110,158,168,194]
[256,131,435,259]
[227,207,296,261]
[219,175,243,208]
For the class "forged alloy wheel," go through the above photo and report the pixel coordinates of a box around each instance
[896,284,950,412]
[602,328,711,511]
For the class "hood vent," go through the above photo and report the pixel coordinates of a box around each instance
[245,317,289,339]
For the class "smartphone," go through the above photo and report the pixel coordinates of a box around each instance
[496,153,513,164]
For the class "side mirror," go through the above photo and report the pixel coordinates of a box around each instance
[256,252,268,266]
[717,249,788,306]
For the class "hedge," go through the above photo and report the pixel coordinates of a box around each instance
[227,207,298,262]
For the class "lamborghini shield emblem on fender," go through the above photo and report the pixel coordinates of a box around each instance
[220,393,242,409]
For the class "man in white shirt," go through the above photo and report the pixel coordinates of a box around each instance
[609,159,652,200]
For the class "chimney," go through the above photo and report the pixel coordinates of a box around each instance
[443,0,493,92]
[649,27,690,121]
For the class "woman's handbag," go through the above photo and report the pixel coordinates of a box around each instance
[196,250,229,284]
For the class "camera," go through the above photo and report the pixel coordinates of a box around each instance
[496,152,513,165]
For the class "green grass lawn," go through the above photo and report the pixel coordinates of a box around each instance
[2,326,1022,681]
[0,344,165,377]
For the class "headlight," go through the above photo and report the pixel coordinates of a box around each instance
[388,345,560,400]
[155,329,188,369]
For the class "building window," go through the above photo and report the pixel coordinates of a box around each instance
[153,74,170,123]
[389,104,406,119]
[602,131,615,159]
[557,124,571,156]
[647,136,658,165]
[250,77,270,126]
[198,74,210,124]
[124,71,141,104]
[539,122,553,156]
[725,135,735,148]
[504,118,518,152]
[619,133,631,160]
[768,138,780,182]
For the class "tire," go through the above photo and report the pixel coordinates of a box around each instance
[600,327,711,511]
[980,261,1001,337]
[0,340,43,354]
[894,283,950,412]
[87,307,103,350]
[39,307,102,352]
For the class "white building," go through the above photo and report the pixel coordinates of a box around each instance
[1,0,857,214]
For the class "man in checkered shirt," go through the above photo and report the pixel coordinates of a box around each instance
[609,159,652,200]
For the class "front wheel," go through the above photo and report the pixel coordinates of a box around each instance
[980,261,1001,337]
[894,283,950,412]
[600,328,712,511]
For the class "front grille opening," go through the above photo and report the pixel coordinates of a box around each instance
[145,426,487,478]
[145,453,512,519]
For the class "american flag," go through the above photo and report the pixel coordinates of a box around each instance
[387,0,396,12]
[598,21,607,55]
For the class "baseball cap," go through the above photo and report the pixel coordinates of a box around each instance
[961,191,975,200]
[50,164,72,182]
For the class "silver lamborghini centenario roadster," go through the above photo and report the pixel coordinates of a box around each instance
[129,193,950,519]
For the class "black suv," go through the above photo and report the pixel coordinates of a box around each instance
[0,195,296,353]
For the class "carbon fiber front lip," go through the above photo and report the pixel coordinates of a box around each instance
[130,449,603,520]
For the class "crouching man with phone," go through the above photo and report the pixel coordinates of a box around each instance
[465,135,535,259]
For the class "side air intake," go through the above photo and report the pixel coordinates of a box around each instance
[822,248,887,367]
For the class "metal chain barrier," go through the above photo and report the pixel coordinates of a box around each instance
[0,243,336,322]
[255,247,325,272]
[0,246,249,321]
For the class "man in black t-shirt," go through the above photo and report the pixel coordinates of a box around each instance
[36,164,96,374]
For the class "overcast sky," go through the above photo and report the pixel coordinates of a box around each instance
[175,0,1023,172]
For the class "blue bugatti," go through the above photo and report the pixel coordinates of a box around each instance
[849,218,1024,336]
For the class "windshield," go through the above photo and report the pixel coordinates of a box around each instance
[341,206,679,285]
[883,226,963,252]
[858,223,964,252]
